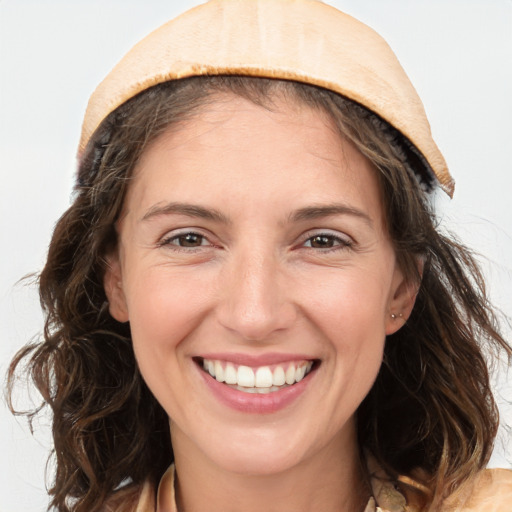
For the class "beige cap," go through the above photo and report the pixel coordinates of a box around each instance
[78,0,454,196]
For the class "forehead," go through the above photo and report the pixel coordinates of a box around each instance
[127,92,385,228]
[136,89,351,177]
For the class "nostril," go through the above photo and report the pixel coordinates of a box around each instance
[216,302,298,342]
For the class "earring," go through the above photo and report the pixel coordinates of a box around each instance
[391,313,403,319]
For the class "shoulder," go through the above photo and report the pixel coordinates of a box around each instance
[440,468,512,512]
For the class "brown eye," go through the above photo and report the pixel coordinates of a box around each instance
[303,233,351,250]
[309,235,336,248]
[161,232,209,248]
[175,233,205,247]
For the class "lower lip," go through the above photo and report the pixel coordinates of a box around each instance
[198,366,315,414]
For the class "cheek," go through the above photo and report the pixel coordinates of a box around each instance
[298,266,390,393]
[123,267,216,422]
[124,267,212,378]
[301,265,391,341]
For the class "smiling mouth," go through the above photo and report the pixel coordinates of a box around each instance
[197,358,316,394]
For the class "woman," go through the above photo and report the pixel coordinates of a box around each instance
[6,1,512,511]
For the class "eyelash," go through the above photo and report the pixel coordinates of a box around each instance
[300,231,354,252]
[158,231,213,251]
[158,230,353,253]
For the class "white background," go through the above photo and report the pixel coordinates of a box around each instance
[1,1,511,510]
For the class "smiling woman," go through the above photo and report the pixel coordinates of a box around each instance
[5,1,512,512]
[104,91,405,492]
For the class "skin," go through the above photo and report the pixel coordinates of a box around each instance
[105,93,417,512]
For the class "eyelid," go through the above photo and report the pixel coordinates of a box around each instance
[299,229,354,249]
[157,228,216,248]
[156,227,353,251]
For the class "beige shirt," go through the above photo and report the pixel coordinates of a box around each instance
[115,464,512,512]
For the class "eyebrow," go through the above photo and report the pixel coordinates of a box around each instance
[290,204,373,227]
[140,201,373,227]
[141,202,230,224]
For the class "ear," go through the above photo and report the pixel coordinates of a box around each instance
[385,259,423,335]
[103,252,129,323]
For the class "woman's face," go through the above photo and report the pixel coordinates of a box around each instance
[105,93,413,475]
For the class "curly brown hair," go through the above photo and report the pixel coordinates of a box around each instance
[7,76,511,512]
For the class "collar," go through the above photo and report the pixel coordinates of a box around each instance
[153,461,417,512]
[131,460,512,512]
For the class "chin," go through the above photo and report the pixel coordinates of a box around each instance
[211,447,306,477]
[202,421,335,477]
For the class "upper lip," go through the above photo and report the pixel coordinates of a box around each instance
[196,352,317,367]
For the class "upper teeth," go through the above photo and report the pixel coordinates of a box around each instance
[202,359,313,390]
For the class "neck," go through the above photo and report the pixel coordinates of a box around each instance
[167,423,371,512]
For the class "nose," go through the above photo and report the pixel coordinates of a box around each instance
[216,249,296,342]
